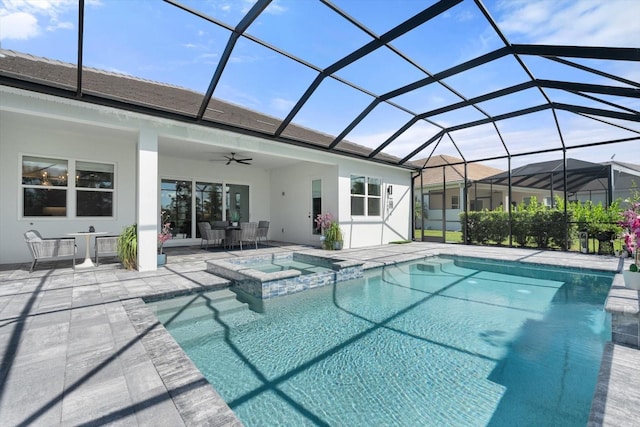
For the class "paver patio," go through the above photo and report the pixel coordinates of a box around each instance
[0,242,637,426]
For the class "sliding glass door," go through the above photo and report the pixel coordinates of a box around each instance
[161,179,192,239]
[162,178,250,239]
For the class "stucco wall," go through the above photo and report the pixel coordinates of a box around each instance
[0,110,138,264]
[338,161,411,247]
[1,87,412,264]
[270,162,339,247]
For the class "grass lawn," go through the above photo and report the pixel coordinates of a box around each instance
[414,229,463,242]
[414,229,624,254]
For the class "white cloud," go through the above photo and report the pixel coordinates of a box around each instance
[0,11,38,40]
[0,0,83,41]
[270,97,294,112]
[496,0,640,47]
[264,1,287,15]
[46,19,72,32]
[229,53,260,64]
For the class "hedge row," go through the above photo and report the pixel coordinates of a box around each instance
[461,210,574,248]
[459,198,622,249]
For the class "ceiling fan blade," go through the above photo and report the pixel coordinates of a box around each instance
[237,157,252,162]
[237,160,251,165]
[226,159,232,165]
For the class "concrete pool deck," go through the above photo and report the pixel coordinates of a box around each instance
[0,242,637,426]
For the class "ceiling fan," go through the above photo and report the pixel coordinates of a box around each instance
[211,152,253,165]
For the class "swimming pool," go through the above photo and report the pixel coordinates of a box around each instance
[148,255,613,426]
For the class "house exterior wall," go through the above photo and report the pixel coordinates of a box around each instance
[270,161,339,247]
[338,162,411,247]
[270,158,412,248]
[1,86,412,265]
[1,110,138,264]
[416,182,562,232]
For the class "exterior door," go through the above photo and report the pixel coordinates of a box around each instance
[310,178,322,244]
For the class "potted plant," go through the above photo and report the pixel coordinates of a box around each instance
[230,210,241,227]
[619,201,640,289]
[117,224,137,270]
[324,221,343,250]
[315,212,333,248]
[157,210,172,265]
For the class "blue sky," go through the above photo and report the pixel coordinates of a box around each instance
[1,0,638,168]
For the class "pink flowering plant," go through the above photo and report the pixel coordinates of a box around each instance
[158,210,172,254]
[315,212,333,233]
[619,201,640,272]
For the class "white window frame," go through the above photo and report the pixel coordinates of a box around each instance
[20,154,116,219]
[75,160,116,218]
[350,174,382,217]
[451,195,460,209]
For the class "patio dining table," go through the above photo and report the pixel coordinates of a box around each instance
[67,231,109,269]
[224,225,240,249]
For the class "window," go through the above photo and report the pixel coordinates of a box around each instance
[451,195,459,209]
[22,156,68,216]
[351,175,381,216]
[22,156,114,217]
[76,161,114,216]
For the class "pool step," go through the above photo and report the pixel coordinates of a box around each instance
[167,304,261,347]
[150,289,250,326]
[151,288,236,313]
[415,258,455,273]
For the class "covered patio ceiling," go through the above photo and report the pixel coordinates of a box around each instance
[0,0,638,170]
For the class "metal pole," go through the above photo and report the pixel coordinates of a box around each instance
[607,164,614,206]
[442,166,446,242]
[508,156,512,247]
[563,150,568,251]
[419,171,425,241]
[464,162,468,245]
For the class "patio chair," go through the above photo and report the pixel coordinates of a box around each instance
[231,222,258,250]
[257,220,270,243]
[24,229,76,272]
[95,235,119,266]
[198,222,225,250]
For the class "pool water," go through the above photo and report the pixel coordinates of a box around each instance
[248,258,333,275]
[149,256,612,426]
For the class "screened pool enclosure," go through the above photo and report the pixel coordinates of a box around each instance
[1,0,638,248]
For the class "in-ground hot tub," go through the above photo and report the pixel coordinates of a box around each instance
[206,252,364,299]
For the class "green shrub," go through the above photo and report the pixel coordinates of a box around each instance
[323,222,343,250]
[118,224,137,270]
[485,210,509,244]
[459,197,618,251]
[510,209,530,247]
